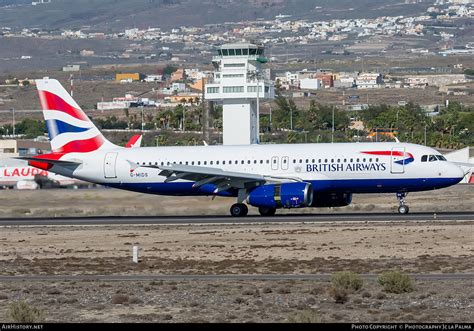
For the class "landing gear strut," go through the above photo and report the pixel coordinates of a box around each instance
[396,192,409,214]
[230,203,248,217]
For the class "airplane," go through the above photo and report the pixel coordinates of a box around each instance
[1,134,142,189]
[20,78,466,216]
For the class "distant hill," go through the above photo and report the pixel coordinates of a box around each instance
[0,0,432,31]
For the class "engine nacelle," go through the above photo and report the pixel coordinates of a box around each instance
[311,192,352,207]
[248,182,313,209]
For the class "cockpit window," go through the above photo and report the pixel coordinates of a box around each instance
[436,155,447,161]
[421,155,428,162]
[429,155,437,162]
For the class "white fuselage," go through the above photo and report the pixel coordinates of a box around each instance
[51,142,464,196]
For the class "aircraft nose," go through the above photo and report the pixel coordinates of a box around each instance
[450,163,466,182]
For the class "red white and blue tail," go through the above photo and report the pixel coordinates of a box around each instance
[36,78,117,154]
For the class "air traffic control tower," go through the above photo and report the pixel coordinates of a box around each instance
[205,43,275,145]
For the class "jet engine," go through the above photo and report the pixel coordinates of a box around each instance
[248,182,313,209]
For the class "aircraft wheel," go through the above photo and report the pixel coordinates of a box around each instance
[230,203,248,217]
[258,207,276,216]
[398,205,409,214]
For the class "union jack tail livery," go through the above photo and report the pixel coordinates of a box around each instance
[36,78,117,154]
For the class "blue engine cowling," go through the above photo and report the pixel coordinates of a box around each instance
[248,182,313,209]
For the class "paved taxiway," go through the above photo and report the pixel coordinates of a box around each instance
[0,212,473,226]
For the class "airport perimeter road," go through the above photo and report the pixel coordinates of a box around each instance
[0,212,473,226]
[0,273,472,282]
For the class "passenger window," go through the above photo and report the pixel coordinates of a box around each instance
[283,159,287,164]
[260,160,263,164]
[331,159,334,163]
[299,159,302,164]
[191,161,194,165]
[376,158,379,162]
[293,159,296,164]
[185,161,188,165]
[337,159,340,163]
[421,155,427,162]
[344,159,347,163]
[325,159,328,163]
[198,161,201,165]
[318,159,321,163]
[254,160,257,164]
[312,159,315,163]
[363,158,366,162]
[369,158,372,162]
[204,161,207,165]
[305,159,309,163]
[356,159,359,162]
[266,160,270,164]
[247,160,251,164]
[241,160,244,164]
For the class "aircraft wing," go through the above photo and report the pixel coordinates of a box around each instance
[139,163,302,193]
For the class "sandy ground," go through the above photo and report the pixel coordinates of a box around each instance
[0,184,473,218]
[0,185,472,322]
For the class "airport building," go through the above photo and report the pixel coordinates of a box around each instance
[0,139,51,159]
[205,43,275,145]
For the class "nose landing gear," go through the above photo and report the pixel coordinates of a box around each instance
[396,192,409,214]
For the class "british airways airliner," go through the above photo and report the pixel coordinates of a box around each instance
[21,78,466,216]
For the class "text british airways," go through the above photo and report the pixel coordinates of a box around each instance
[306,162,387,172]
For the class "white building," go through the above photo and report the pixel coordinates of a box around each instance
[356,73,384,89]
[299,78,321,90]
[205,43,275,145]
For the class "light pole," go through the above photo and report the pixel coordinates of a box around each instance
[140,106,144,132]
[424,124,427,146]
[11,108,15,137]
[290,107,293,131]
[331,105,335,143]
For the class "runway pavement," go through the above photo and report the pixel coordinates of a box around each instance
[0,273,472,282]
[0,212,473,226]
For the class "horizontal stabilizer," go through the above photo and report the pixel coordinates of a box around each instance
[15,156,81,166]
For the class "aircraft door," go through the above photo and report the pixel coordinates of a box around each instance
[390,147,405,174]
[104,152,118,178]
[271,156,279,171]
[281,156,289,170]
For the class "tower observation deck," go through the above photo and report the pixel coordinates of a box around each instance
[205,43,275,145]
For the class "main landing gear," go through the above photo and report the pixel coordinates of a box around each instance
[258,207,276,217]
[396,192,409,214]
[230,203,248,217]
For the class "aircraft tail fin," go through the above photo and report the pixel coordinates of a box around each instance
[35,78,118,154]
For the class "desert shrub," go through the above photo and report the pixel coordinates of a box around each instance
[0,293,9,300]
[329,286,348,304]
[288,309,320,323]
[7,300,45,323]
[111,294,129,304]
[331,271,363,293]
[378,271,414,294]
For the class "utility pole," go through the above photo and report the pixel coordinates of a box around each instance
[70,74,74,97]
[140,106,144,132]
